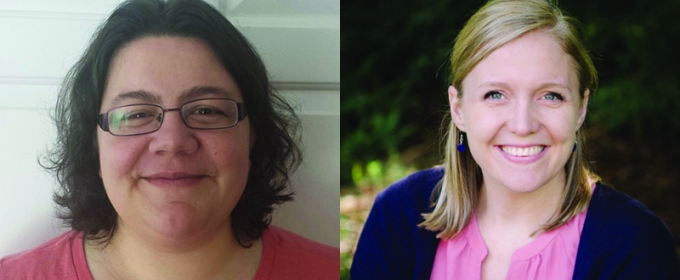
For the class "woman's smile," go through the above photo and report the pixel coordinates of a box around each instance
[496,145,548,164]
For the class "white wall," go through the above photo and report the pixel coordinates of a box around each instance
[0,0,339,257]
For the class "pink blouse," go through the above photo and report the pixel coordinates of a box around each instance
[430,202,590,279]
[0,226,338,279]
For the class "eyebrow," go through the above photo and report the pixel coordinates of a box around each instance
[110,90,161,107]
[537,82,572,92]
[109,86,236,108]
[179,86,235,101]
[479,82,573,92]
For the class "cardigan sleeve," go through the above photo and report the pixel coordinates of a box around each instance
[350,168,442,280]
[573,184,680,279]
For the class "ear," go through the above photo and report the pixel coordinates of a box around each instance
[448,86,466,132]
[576,88,589,129]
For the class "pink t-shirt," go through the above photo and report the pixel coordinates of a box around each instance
[0,225,339,279]
[430,206,589,280]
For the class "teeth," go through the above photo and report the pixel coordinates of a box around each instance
[501,146,544,156]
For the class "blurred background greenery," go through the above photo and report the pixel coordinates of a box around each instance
[340,0,680,278]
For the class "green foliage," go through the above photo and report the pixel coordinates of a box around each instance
[341,158,420,278]
[573,0,680,133]
[340,251,351,280]
[341,0,478,186]
[589,79,680,134]
[340,212,354,280]
[350,156,417,189]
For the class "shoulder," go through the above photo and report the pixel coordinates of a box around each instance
[360,167,443,249]
[257,226,338,279]
[374,167,444,213]
[351,168,442,279]
[575,183,679,278]
[367,167,444,232]
[587,183,673,241]
[0,231,85,279]
[265,225,338,260]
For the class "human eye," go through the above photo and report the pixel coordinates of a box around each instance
[189,107,226,116]
[184,101,236,127]
[111,107,156,122]
[483,91,504,100]
[124,110,155,120]
[542,92,565,101]
[109,106,158,131]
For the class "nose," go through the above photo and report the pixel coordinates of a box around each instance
[507,98,540,136]
[148,110,199,155]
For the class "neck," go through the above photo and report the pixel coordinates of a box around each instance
[477,173,565,234]
[87,220,262,280]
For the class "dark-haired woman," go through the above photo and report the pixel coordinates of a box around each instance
[0,0,338,279]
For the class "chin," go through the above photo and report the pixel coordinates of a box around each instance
[145,204,217,241]
[502,182,544,194]
[497,174,548,194]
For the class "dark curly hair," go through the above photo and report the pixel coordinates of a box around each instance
[41,0,301,247]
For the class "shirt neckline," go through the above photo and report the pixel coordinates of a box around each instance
[466,199,590,262]
[78,227,278,280]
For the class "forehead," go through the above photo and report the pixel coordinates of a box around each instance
[102,36,242,107]
[463,31,578,91]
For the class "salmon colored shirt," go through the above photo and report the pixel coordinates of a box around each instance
[0,225,339,279]
[430,196,592,280]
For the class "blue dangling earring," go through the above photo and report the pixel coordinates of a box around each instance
[457,133,466,153]
[572,139,577,152]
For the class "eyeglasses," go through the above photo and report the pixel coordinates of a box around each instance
[98,98,247,136]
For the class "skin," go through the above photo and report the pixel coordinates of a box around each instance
[449,31,589,279]
[86,36,261,279]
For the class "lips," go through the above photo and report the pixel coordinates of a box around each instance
[143,172,206,188]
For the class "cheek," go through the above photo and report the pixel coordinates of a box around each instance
[205,130,252,175]
[464,106,503,143]
[537,108,579,142]
[98,134,148,180]
[97,135,149,212]
[211,145,247,165]
[218,139,250,166]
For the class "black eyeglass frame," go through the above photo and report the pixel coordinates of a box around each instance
[97,98,248,136]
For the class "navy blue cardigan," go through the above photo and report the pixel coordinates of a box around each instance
[351,168,680,279]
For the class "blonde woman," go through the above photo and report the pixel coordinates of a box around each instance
[351,0,679,279]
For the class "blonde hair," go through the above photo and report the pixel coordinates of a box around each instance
[420,0,600,239]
